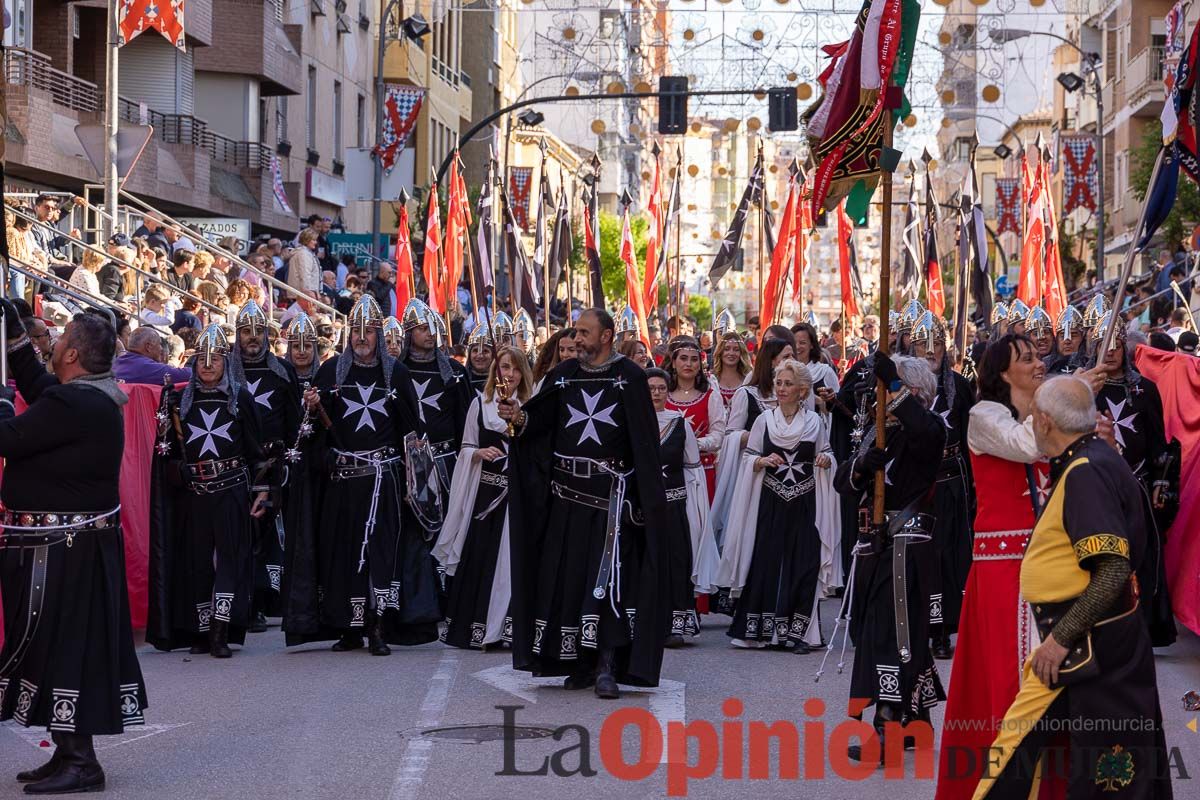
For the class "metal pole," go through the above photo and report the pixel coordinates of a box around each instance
[103,0,120,240]
[370,0,397,267]
[873,120,895,528]
[1092,59,1105,282]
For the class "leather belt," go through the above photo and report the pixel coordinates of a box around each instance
[554,454,629,478]
[936,449,965,481]
[551,480,610,511]
[430,440,455,457]
[665,486,687,503]
[188,470,248,495]
[187,456,245,481]
[1,508,121,531]
[332,447,401,480]
[480,471,508,488]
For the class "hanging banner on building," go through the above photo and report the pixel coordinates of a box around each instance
[994,177,1021,236]
[270,155,295,216]
[508,166,533,231]
[118,0,187,49]
[375,85,426,175]
[1061,135,1098,215]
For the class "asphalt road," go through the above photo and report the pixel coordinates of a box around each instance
[3,600,1198,799]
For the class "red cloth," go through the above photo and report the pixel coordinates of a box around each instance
[1135,345,1200,634]
[1,383,161,647]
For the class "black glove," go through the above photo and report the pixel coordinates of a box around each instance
[873,352,900,390]
[0,298,25,340]
[858,446,889,474]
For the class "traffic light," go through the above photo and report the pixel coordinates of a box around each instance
[658,76,689,134]
[768,87,799,132]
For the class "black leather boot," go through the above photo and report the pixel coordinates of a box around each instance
[249,611,269,633]
[563,669,595,690]
[188,633,210,655]
[932,631,954,660]
[16,750,60,783]
[331,632,363,652]
[368,615,391,656]
[594,648,620,699]
[24,734,103,794]
[209,620,233,659]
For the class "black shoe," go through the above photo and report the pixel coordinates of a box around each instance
[249,612,269,633]
[563,672,595,690]
[846,725,886,766]
[23,764,105,794]
[594,649,620,699]
[932,635,954,661]
[792,642,813,654]
[664,634,685,649]
[368,617,391,656]
[16,753,60,784]
[332,634,363,652]
[209,620,232,659]
[188,634,209,655]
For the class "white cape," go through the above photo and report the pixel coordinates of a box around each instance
[710,385,775,549]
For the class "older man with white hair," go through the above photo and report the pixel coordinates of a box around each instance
[834,352,947,762]
[974,375,1172,799]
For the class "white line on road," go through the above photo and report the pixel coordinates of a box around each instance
[388,649,461,800]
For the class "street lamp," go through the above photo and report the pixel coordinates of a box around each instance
[990,26,1106,280]
[994,143,1012,160]
[371,2,431,266]
[516,109,545,127]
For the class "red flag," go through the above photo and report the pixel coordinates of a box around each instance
[837,201,862,318]
[620,209,652,349]
[394,202,415,314]
[1017,153,1044,308]
[642,152,664,311]
[792,182,812,309]
[761,179,798,332]
[443,160,464,312]
[1039,156,1068,319]
[423,182,444,314]
[118,0,186,49]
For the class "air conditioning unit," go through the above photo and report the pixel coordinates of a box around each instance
[337,13,351,35]
[310,0,326,17]
[358,13,370,31]
[335,0,347,13]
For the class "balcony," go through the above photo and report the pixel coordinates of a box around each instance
[4,48,99,114]
[117,98,275,170]
[1124,46,1166,118]
[192,0,303,95]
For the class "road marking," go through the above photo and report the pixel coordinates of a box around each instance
[388,649,461,800]
[3,721,191,751]
[471,664,686,763]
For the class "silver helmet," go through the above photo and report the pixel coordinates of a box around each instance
[990,301,1009,326]
[615,305,640,337]
[910,310,948,349]
[513,309,535,353]
[1025,305,1053,340]
[715,307,738,339]
[492,310,515,344]
[801,310,821,331]
[430,310,448,348]
[888,309,902,331]
[1082,294,1110,329]
[401,297,437,332]
[468,319,492,349]
[1055,305,1085,340]
[1007,298,1030,325]
[235,299,268,336]
[196,324,231,368]
[382,315,404,347]
[1089,311,1126,352]
[348,294,385,339]
[285,313,317,347]
[897,298,925,334]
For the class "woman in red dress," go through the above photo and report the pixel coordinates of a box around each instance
[664,337,726,499]
[936,334,1050,800]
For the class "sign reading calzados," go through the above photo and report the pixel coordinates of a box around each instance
[177,217,252,251]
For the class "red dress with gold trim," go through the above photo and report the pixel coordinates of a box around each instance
[667,389,720,499]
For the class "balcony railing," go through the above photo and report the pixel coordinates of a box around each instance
[4,47,99,113]
[1125,46,1166,111]
[117,98,274,169]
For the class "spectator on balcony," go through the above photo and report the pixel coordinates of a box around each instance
[205,252,233,292]
[267,238,285,275]
[163,226,196,256]
[134,213,171,253]
[150,246,171,278]
[366,263,396,316]
[226,278,253,319]
[336,254,354,290]
[172,297,204,335]
[70,248,106,298]
[194,281,230,325]
[165,250,196,295]
[114,326,192,385]
[4,206,36,300]
[98,243,133,304]
[138,285,175,332]
[240,252,271,308]
[191,251,215,284]
[286,228,321,311]
[320,270,340,306]
[30,193,80,265]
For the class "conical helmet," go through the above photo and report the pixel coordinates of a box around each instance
[1025,305,1053,339]
[513,308,535,352]
[348,294,384,339]
[235,299,268,336]
[196,324,231,367]
[401,297,436,331]
[897,299,925,334]
[1090,311,1126,351]
[888,309,902,331]
[1082,294,1110,329]
[382,315,404,346]
[1007,298,1030,324]
[468,319,492,348]
[285,313,317,347]
[910,310,947,348]
[492,310,514,341]
[715,307,738,338]
[616,305,640,336]
[1055,305,1084,340]
[990,301,1009,326]
[801,310,821,330]
[430,310,448,348]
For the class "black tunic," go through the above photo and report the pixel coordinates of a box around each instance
[0,341,147,735]
[659,416,699,638]
[926,366,975,635]
[834,393,947,723]
[403,352,472,492]
[507,354,671,686]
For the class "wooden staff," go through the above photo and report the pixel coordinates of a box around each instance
[873,120,896,527]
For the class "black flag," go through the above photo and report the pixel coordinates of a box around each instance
[501,187,539,317]
[958,136,993,343]
[708,149,764,285]
[584,154,604,308]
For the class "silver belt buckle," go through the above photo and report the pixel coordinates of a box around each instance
[572,458,590,479]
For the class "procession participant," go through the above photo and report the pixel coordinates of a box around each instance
[0,308,147,795]
[433,347,533,650]
[989,302,1010,337]
[501,307,671,699]
[896,299,925,354]
[1006,299,1030,336]
[229,300,302,630]
[491,310,515,348]
[974,376,1172,800]
[617,337,651,369]
[301,295,439,654]
[710,337,794,549]
[717,359,836,652]
[382,316,404,358]
[1044,305,1085,375]
[283,313,321,383]
[1024,306,1054,359]
[663,336,726,498]
[1089,314,1176,646]
[934,334,1049,800]
[647,368,719,647]
[400,298,472,495]
[712,329,751,409]
[1080,293,1109,363]
[465,321,495,395]
[834,353,946,759]
[614,305,640,344]
[909,312,975,660]
[148,325,270,659]
[513,309,536,361]
[532,327,576,392]
[792,322,841,410]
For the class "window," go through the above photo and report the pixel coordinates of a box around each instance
[277,96,289,143]
[306,66,317,150]
[356,93,366,148]
[333,80,343,158]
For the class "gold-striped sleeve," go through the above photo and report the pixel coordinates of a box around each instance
[1073,533,1130,562]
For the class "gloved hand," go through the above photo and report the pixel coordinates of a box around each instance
[858,446,889,475]
[873,352,900,391]
[0,298,26,340]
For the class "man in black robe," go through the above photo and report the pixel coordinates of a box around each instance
[1089,317,1176,647]
[908,312,974,660]
[1043,305,1086,376]
[0,307,147,794]
[296,295,439,654]
[500,308,670,699]
[835,353,946,760]
[149,325,271,658]
[230,300,301,630]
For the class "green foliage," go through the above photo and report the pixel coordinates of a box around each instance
[687,294,712,325]
[1057,218,1087,289]
[597,212,648,306]
[1131,120,1199,251]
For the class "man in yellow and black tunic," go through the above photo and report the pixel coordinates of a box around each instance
[974,376,1172,800]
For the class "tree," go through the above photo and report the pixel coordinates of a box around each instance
[687,294,712,326]
[1131,120,1200,252]
[597,211,649,307]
